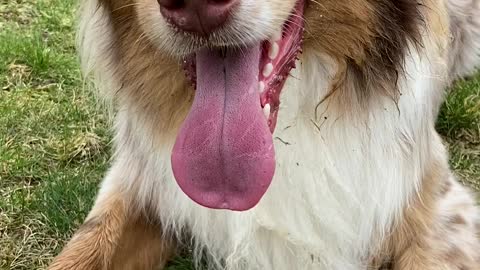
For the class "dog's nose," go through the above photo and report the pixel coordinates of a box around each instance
[158,0,237,35]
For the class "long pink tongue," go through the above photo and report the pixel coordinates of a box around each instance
[171,46,275,211]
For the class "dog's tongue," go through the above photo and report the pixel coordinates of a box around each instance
[172,46,275,211]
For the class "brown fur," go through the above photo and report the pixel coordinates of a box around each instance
[304,0,424,105]
[96,0,193,133]
[111,215,173,269]
[49,188,174,270]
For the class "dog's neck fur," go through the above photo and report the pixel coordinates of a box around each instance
[99,43,449,270]
[80,0,453,268]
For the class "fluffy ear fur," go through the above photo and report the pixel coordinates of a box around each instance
[48,0,480,269]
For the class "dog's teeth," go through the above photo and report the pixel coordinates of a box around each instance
[263,104,271,118]
[263,63,274,77]
[259,81,265,93]
[269,42,279,60]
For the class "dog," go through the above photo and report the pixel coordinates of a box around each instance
[49,0,480,269]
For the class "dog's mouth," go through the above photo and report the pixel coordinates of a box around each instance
[171,1,305,211]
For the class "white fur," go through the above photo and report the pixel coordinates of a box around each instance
[447,0,480,78]
[79,0,478,269]
[77,0,117,103]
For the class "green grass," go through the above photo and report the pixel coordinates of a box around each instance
[0,0,111,268]
[438,75,480,191]
[0,0,479,269]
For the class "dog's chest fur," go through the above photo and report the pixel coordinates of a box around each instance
[106,40,448,269]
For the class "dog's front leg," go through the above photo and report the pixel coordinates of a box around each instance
[48,182,175,270]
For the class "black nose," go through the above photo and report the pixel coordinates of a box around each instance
[158,0,238,35]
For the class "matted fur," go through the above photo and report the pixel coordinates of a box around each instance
[50,0,480,269]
